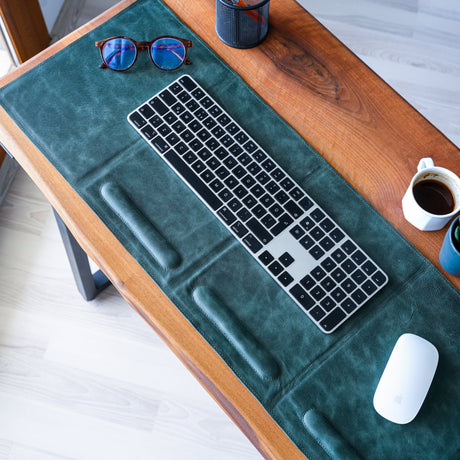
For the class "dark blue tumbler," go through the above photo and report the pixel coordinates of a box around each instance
[216,0,270,49]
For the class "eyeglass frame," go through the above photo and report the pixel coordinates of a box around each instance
[95,35,193,71]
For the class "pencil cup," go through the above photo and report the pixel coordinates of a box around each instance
[215,0,270,49]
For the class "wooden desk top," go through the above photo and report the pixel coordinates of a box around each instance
[0,0,458,458]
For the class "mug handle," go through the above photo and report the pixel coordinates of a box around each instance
[417,157,434,171]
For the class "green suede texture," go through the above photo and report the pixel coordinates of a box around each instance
[1,0,459,458]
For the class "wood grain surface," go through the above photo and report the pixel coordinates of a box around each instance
[0,0,458,458]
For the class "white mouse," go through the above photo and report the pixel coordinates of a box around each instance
[373,333,439,424]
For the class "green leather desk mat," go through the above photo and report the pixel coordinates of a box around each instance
[1,0,459,458]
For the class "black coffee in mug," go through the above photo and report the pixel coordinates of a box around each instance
[413,179,455,215]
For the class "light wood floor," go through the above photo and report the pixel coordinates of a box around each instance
[0,1,458,459]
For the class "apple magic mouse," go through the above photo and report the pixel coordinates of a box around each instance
[373,333,438,424]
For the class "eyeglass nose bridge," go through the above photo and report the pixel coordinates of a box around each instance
[136,41,151,50]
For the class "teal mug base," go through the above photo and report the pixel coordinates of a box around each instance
[439,216,460,276]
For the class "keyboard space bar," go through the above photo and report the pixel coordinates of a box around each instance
[164,150,223,211]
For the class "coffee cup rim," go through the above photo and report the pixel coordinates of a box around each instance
[410,170,460,218]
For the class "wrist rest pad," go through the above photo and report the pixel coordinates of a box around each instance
[1,0,459,458]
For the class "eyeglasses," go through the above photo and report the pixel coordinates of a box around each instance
[95,36,193,72]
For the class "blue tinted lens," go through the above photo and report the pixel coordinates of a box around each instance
[102,38,136,70]
[150,38,186,70]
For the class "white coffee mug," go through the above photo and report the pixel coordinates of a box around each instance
[402,158,460,231]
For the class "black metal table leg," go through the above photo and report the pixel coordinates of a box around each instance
[53,209,111,300]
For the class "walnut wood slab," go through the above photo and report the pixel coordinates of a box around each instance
[0,1,458,459]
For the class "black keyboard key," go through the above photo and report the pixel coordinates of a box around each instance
[278,271,294,287]
[192,87,205,100]
[271,168,285,181]
[279,252,294,267]
[351,269,366,284]
[351,288,367,304]
[179,75,197,91]
[237,207,251,222]
[209,105,222,117]
[311,266,326,281]
[311,226,325,241]
[289,187,304,200]
[310,306,326,321]
[331,267,346,282]
[226,122,239,134]
[201,169,216,183]
[259,250,274,265]
[271,214,294,236]
[311,208,326,222]
[280,177,295,191]
[217,113,231,126]
[299,235,314,250]
[149,97,169,115]
[289,284,314,310]
[319,236,334,251]
[341,259,357,274]
[372,271,387,286]
[269,203,283,218]
[252,204,265,218]
[268,261,283,276]
[172,120,186,133]
[242,194,257,209]
[328,286,347,309]
[218,188,233,201]
[341,279,357,294]
[217,206,236,225]
[262,158,276,172]
[231,221,248,238]
[284,200,303,219]
[141,124,155,140]
[321,257,336,271]
[351,250,366,265]
[129,111,147,128]
[311,286,326,301]
[290,225,305,239]
[261,213,276,229]
[275,190,289,204]
[300,216,314,231]
[171,102,185,115]
[320,218,335,232]
[228,198,243,212]
[164,150,223,211]
[362,260,377,275]
[244,140,258,153]
[151,136,169,154]
[299,196,313,211]
[330,228,345,242]
[139,104,154,119]
[362,280,378,295]
[320,296,336,312]
[309,245,325,260]
[331,248,346,263]
[320,277,336,292]
[183,151,197,164]
[223,176,238,190]
[170,82,183,94]
[341,298,358,314]
[247,218,273,244]
[320,308,347,332]
[242,234,263,253]
[159,89,176,106]
[300,274,315,290]
[341,240,357,254]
